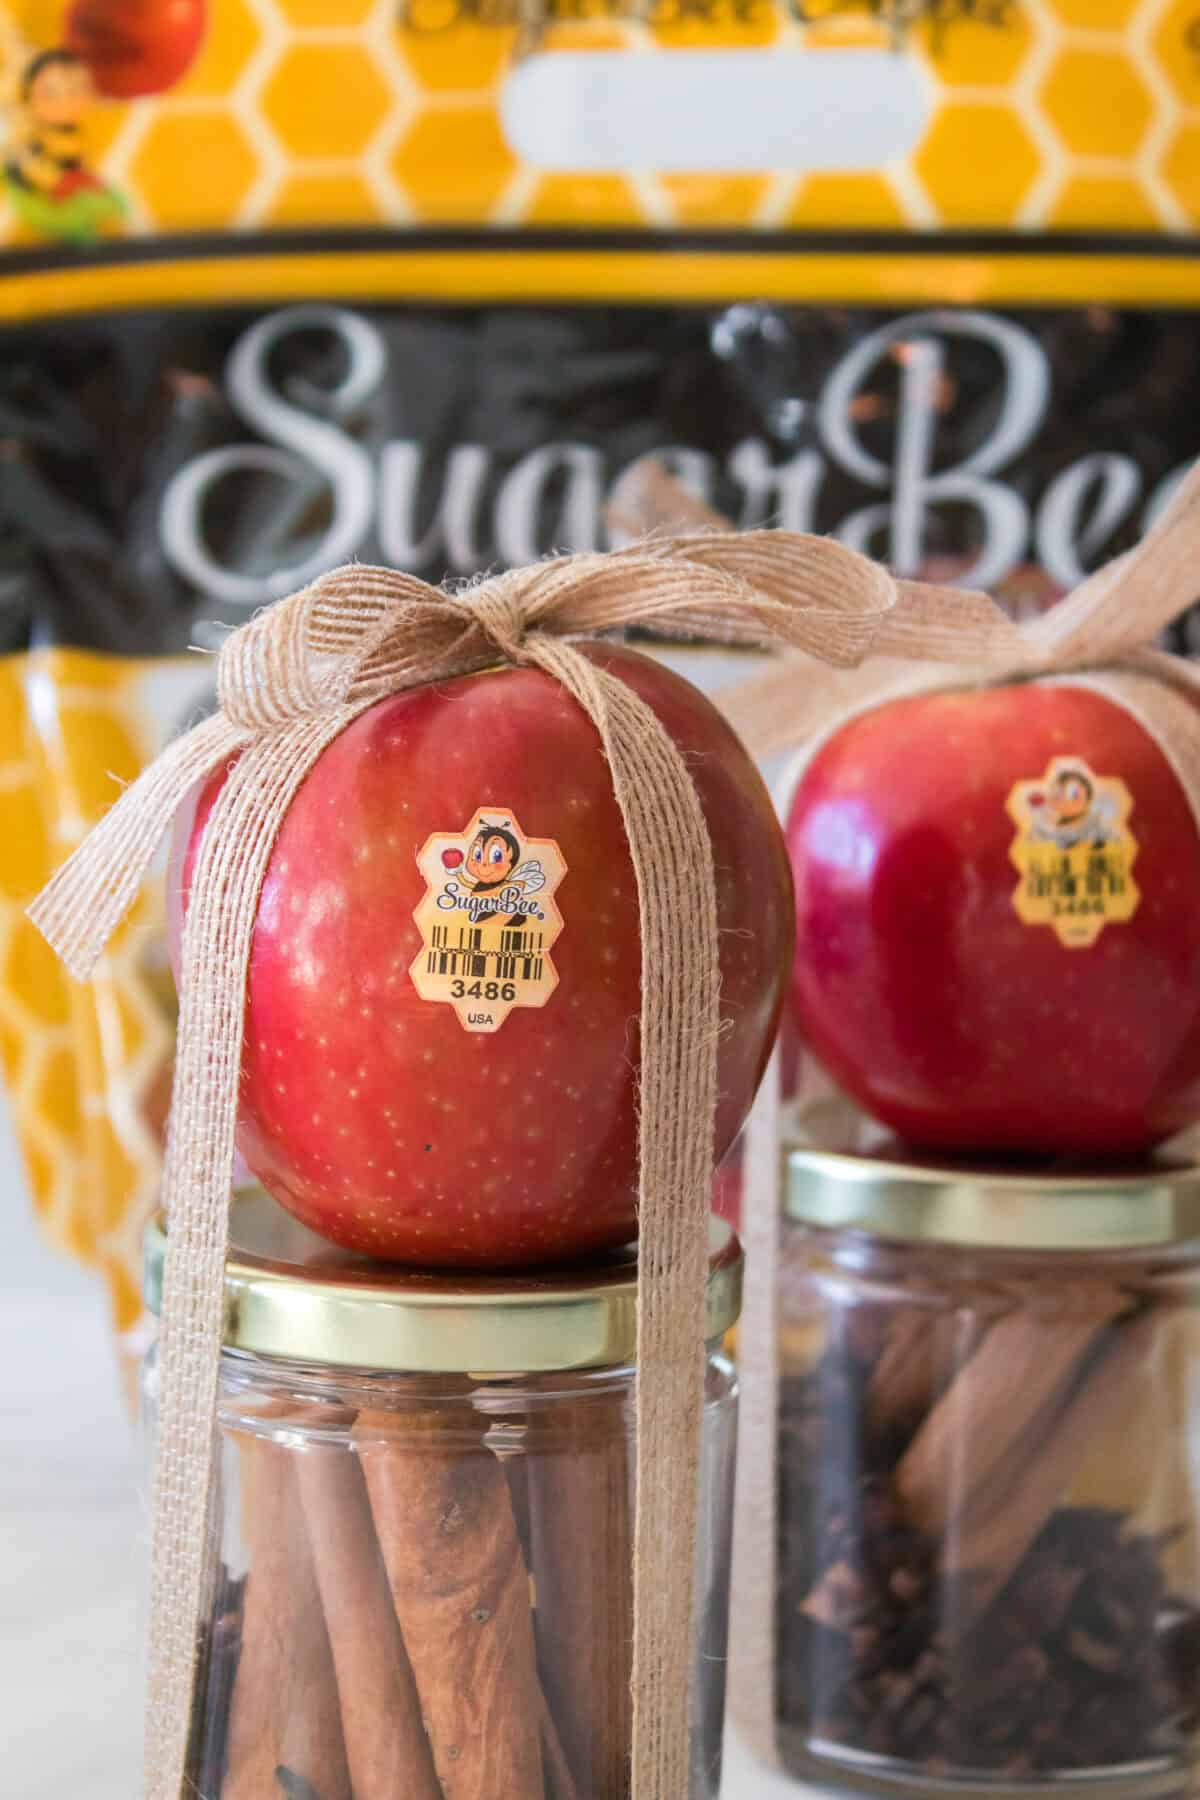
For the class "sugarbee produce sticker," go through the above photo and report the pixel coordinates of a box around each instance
[1007,758,1139,949]
[410,808,566,1031]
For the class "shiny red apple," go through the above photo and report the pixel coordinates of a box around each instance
[172,644,793,1265]
[786,682,1200,1155]
[67,0,207,98]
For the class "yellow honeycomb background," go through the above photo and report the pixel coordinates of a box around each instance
[0,0,1197,239]
[0,653,172,1331]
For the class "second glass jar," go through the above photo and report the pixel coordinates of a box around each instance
[775,1146,1200,1800]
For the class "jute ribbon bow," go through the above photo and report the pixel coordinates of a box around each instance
[28,531,975,1800]
[723,463,1200,1770]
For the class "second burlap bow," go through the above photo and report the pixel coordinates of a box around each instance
[29,529,968,1800]
[719,464,1200,1773]
[719,463,1200,781]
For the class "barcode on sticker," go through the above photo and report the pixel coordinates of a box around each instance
[1023,849,1132,902]
[425,922,545,981]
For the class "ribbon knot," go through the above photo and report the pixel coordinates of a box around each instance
[456,567,537,666]
[209,531,921,743]
[212,561,545,735]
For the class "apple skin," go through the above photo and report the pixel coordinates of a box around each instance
[786,683,1200,1156]
[172,644,793,1265]
[67,0,207,98]
[712,1150,742,1232]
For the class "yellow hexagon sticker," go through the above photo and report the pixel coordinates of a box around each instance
[410,808,567,1032]
[1007,758,1139,949]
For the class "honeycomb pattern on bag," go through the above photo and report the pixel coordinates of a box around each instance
[0,654,171,1329]
[0,0,1198,239]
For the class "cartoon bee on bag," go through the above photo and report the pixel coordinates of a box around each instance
[3,43,124,242]
[0,0,211,244]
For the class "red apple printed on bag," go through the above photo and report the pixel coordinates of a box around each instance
[412,810,566,1032]
[67,0,207,98]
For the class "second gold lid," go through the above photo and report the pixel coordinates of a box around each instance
[785,1143,1200,1252]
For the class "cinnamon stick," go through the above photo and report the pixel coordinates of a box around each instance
[1067,1304,1200,1585]
[526,1398,633,1799]
[295,1431,442,1800]
[894,1294,1149,1619]
[864,1305,983,1456]
[356,1406,545,1798]
[223,1429,351,1800]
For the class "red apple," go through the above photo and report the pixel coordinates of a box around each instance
[786,682,1200,1155]
[67,0,207,98]
[712,1149,742,1232]
[172,644,793,1265]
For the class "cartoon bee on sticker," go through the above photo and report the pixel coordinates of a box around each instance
[1026,765,1122,851]
[461,820,546,902]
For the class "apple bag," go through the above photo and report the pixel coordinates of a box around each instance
[723,471,1200,1792]
[2,0,1200,1390]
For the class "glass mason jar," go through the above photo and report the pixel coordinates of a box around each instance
[143,1188,741,1800]
[775,1145,1200,1800]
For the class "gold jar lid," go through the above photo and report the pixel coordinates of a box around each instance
[785,1144,1200,1251]
[144,1187,743,1374]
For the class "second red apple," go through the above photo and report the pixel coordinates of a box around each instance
[786,682,1200,1155]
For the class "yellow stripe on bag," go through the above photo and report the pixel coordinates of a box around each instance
[4,246,1200,320]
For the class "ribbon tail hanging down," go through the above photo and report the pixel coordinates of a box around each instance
[526,636,720,1800]
[29,710,248,982]
[143,701,375,1800]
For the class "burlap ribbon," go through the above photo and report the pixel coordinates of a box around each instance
[725,463,1200,1773]
[27,531,988,1800]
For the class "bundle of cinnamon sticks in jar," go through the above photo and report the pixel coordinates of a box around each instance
[192,1380,634,1800]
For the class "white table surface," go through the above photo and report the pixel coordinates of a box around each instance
[0,1117,142,1796]
[0,1097,793,1800]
